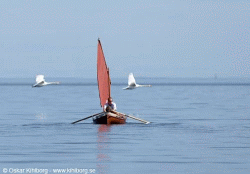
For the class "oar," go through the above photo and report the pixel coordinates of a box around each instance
[126,114,150,124]
[117,112,150,124]
[71,112,104,124]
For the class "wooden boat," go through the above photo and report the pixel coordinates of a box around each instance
[93,112,126,124]
[92,39,127,124]
[71,39,149,125]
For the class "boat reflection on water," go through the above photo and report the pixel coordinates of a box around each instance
[97,125,111,174]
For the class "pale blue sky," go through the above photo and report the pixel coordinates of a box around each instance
[0,0,249,78]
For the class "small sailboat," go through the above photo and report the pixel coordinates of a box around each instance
[71,39,150,125]
[92,39,126,124]
[123,73,151,90]
[32,75,60,87]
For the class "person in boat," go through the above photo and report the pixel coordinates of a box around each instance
[103,97,117,113]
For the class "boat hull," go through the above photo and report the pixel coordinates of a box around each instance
[93,112,126,124]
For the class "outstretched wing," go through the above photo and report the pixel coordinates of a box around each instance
[36,75,45,83]
[123,86,133,90]
[123,84,137,90]
[128,73,136,86]
[32,81,44,87]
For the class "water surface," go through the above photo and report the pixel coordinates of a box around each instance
[0,78,249,174]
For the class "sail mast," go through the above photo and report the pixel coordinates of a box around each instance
[107,68,111,98]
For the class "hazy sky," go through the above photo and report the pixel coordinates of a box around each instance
[0,0,249,78]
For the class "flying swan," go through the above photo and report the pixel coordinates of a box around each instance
[32,75,60,87]
[123,73,151,90]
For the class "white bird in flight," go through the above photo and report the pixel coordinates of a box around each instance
[123,73,151,90]
[32,75,60,87]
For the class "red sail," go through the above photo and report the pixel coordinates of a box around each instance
[97,39,111,108]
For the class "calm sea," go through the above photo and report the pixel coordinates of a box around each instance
[0,77,249,174]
